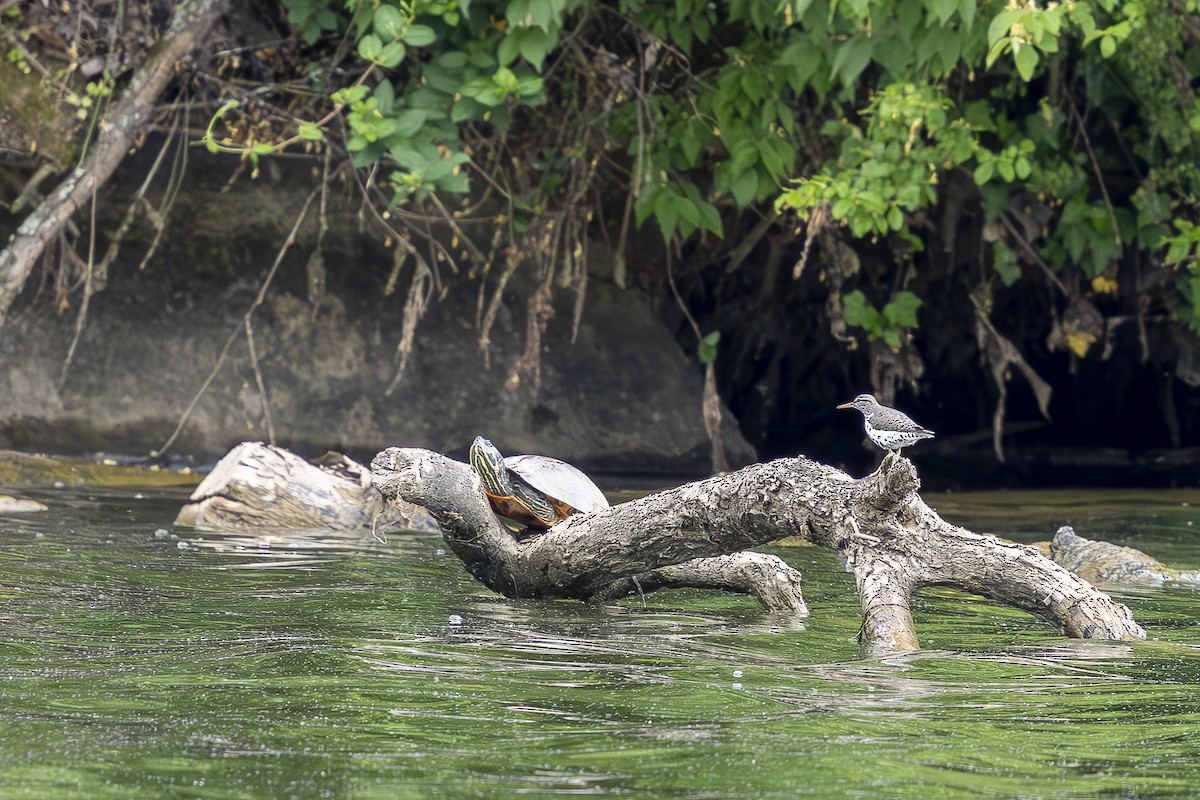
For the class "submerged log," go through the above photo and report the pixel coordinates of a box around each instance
[1049,526,1200,587]
[0,495,48,513]
[370,447,1146,656]
[177,442,435,532]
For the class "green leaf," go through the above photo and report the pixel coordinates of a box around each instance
[297,122,324,141]
[992,241,1021,285]
[679,119,708,166]
[730,169,759,207]
[830,37,873,86]
[1099,34,1116,58]
[987,10,1021,47]
[674,194,702,226]
[698,331,721,365]
[973,159,995,185]
[778,38,822,91]
[357,33,383,62]
[516,75,545,98]
[882,291,923,329]
[634,190,657,230]
[729,139,760,174]
[696,200,724,236]
[756,139,785,179]
[1166,238,1193,265]
[497,33,521,66]
[518,26,552,71]
[507,0,531,26]
[1013,43,1038,81]
[985,36,1010,68]
[927,0,956,26]
[897,0,923,36]
[373,5,406,40]
[493,66,519,92]
[451,96,485,123]
[842,290,881,333]
[332,85,369,106]
[404,24,437,47]
[377,42,406,68]
[527,0,557,30]
[437,50,468,69]
[655,196,680,242]
[389,109,427,139]
[374,80,395,114]
[438,169,470,194]
[389,144,430,172]
[997,158,1015,182]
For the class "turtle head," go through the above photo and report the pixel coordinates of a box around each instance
[836,393,878,412]
[469,436,510,496]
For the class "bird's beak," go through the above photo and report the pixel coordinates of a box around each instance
[836,402,853,410]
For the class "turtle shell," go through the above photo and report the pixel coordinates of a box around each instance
[504,455,609,516]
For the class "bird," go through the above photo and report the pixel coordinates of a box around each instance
[837,393,934,459]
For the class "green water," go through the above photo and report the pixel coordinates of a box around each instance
[1,486,1200,799]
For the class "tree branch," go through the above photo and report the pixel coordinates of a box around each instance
[0,0,230,330]
[370,447,1146,655]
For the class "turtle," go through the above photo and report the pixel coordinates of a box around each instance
[468,436,609,530]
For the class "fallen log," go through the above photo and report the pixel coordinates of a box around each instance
[370,446,1146,656]
[1049,525,1200,588]
[177,442,435,532]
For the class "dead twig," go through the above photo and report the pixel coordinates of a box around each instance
[153,187,319,456]
[1065,99,1122,252]
[58,191,99,388]
[666,253,728,472]
[385,255,435,395]
[244,316,276,444]
[0,0,230,333]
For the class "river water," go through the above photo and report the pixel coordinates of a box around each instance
[1,483,1198,798]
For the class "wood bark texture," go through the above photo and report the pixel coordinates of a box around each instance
[0,0,230,328]
[370,446,1146,656]
[176,442,434,532]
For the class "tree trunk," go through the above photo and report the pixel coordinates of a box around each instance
[0,0,230,329]
[370,447,1145,656]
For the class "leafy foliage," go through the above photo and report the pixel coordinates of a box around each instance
[842,290,923,351]
[198,0,1200,363]
[697,330,721,365]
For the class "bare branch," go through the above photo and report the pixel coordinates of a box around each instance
[0,0,231,331]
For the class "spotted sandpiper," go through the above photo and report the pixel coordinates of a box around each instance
[837,393,934,458]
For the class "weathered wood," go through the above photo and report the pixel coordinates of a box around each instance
[589,552,809,614]
[371,446,1146,656]
[0,0,230,329]
[177,442,434,532]
[0,495,48,513]
[1049,525,1200,587]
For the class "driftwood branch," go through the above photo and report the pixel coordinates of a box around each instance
[176,442,434,532]
[1049,525,1200,587]
[370,447,1145,656]
[0,0,229,329]
[589,552,808,614]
